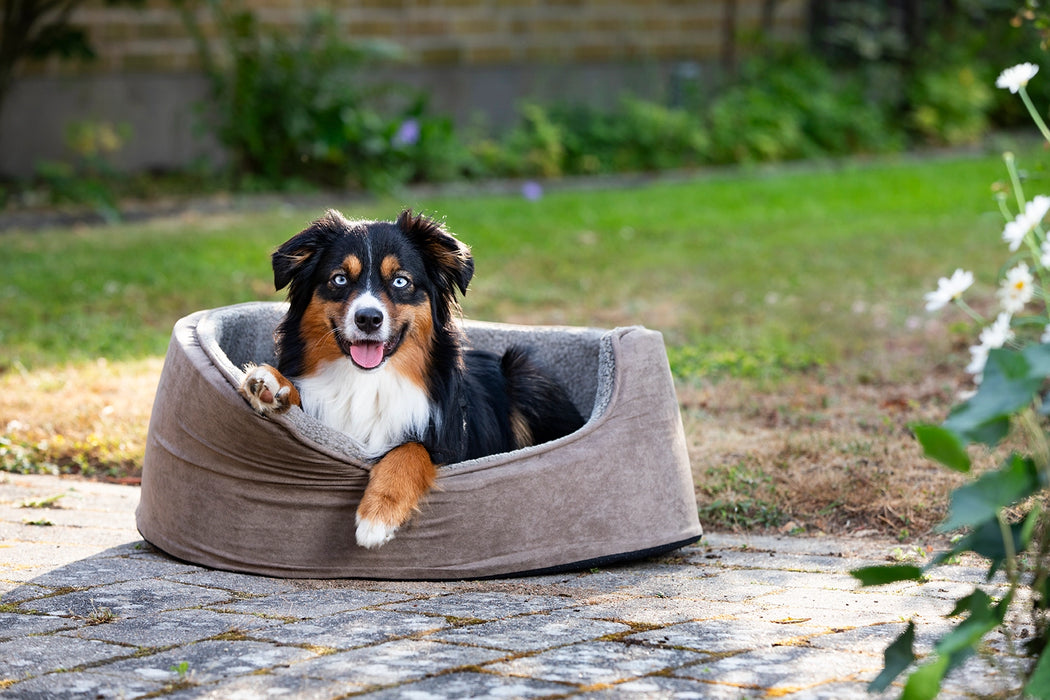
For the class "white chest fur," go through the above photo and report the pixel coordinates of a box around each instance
[296,360,432,459]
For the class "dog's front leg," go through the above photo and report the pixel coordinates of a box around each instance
[239,363,301,415]
[355,442,437,549]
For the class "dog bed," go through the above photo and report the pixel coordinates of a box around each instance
[137,302,701,579]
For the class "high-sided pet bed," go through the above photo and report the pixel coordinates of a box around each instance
[137,302,701,580]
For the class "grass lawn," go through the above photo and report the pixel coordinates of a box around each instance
[0,151,1027,537]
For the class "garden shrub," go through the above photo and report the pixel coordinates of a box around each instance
[33,119,131,221]
[179,1,464,191]
[554,97,708,174]
[476,97,708,179]
[499,103,567,179]
[909,64,995,146]
[707,51,900,164]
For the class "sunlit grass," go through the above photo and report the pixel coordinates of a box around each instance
[0,153,1017,376]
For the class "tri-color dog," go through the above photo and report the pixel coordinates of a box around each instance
[239,209,584,549]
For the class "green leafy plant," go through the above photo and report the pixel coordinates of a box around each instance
[176,0,461,192]
[33,119,131,222]
[554,97,708,174]
[853,61,1050,699]
[908,64,995,146]
[707,50,899,164]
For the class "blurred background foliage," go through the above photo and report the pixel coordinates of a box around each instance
[5,0,1050,212]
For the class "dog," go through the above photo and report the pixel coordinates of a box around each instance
[239,209,585,549]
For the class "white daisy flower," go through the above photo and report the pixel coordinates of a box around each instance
[998,262,1035,314]
[924,268,974,311]
[967,312,1015,376]
[1026,194,1050,225]
[981,312,1015,349]
[1002,195,1050,251]
[1040,240,1050,269]
[997,62,1040,93]
[966,343,990,376]
[1003,216,1031,251]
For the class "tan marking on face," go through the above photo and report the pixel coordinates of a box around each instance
[301,292,343,373]
[343,254,362,281]
[388,299,433,391]
[381,254,401,280]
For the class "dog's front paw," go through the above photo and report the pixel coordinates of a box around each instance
[353,443,435,550]
[355,512,399,549]
[239,364,297,416]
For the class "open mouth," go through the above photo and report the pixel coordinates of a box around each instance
[335,327,404,370]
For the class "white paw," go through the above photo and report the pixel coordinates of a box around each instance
[240,365,292,415]
[355,514,398,549]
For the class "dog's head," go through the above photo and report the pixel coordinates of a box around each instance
[272,209,474,373]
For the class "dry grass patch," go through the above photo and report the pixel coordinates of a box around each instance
[681,370,998,539]
[0,358,162,482]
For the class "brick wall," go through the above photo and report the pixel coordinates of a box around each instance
[2,0,807,177]
[24,0,807,76]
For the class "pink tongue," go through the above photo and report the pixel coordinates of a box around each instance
[350,341,385,369]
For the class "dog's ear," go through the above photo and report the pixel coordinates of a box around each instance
[271,210,344,291]
[396,209,474,295]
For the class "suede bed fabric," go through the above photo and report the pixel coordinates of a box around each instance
[137,302,702,579]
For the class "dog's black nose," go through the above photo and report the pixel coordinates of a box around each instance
[355,307,384,333]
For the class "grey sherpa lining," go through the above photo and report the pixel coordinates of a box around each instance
[196,301,617,467]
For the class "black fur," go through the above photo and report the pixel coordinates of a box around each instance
[272,208,585,464]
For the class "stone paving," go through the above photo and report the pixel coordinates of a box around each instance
[0,473,1030,699]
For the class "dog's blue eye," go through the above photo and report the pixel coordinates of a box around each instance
[391,276,410,289]
[331,274,348,287]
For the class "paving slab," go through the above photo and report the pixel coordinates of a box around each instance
[486,640,706,685]
[58,608,285,647]
[0,472,1038,698]
[431,609,630,652]
[252,608,448,650]
[268,638,507,686]
[360,671,573,699]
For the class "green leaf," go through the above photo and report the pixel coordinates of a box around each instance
[947,414,1011,447]
[913,424,970,472]
[901,654,949,700]
[1024,647,1050,699]
[942,347,1041,445]
[939,454,1041,532]
[937,590,1008,657]
[868,621,916,692]
[1022,342,1050,377]
[852,564,924,587]
[935,512,1035,579]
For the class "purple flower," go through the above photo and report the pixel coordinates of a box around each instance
[521,181,543,201]
[392,119,420,147]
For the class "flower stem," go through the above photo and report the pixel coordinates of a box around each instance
[1020,86,1050,144]
[997,193,1014,222]
[1004,152,1027,213]
[954,298,987,325]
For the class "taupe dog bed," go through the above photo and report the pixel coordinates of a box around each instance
[137,302,701,579]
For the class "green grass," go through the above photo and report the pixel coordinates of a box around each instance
[0,153,1019,375]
